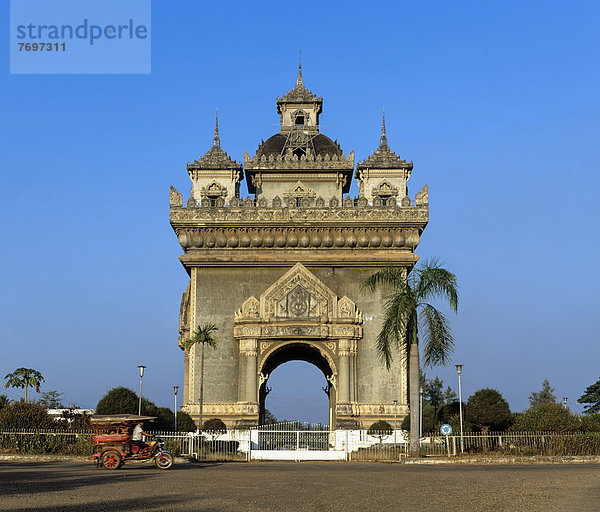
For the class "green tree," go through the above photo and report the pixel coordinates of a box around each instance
[39,390,64,409]
[95,387,140,415]
[185,324,219,431]
[578,378,600,414]
[4,368,45,403]
[423,376,457,415]
[362,259,459,456]
[263,409,278,425]
[368,420,393,444]
[466,388,512,434]
[528,379,557,408]
[511,402,579,432]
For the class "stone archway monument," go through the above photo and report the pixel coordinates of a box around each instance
[170,66,429,429]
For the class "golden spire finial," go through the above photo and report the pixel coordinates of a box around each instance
[380,108,388,147]
[213,109,220,147]
[297,50,303,87]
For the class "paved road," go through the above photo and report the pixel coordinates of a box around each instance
[0,461,599,512]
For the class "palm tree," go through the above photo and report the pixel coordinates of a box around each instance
[4,368,45,403]
[185,324,219,431]
[362,259,458,456]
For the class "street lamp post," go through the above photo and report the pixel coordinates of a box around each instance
[393,400,398,444]
[419,385,424,439]
[137,365,146,416]
[173,386,179,431]
[456,364,464,454]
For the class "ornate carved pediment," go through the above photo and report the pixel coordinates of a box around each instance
[415,184,428,206]
[233,263,363,340]
[170,186,183,207]
[283,181,316,199]
[200,180,228,198]
[235,296,260,321]
[372,179,398,198]
[262,263,336,320]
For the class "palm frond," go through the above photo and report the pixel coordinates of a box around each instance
[185,323,219,351]
[376,291,416,369]
[361,266,408,294]
[414,259,459,313]
[419,303,454,367]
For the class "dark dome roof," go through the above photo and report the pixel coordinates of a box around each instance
[255,133,343,159]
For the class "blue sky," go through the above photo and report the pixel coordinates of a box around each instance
[1,1,598,424]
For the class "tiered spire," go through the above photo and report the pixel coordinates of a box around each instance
[277,57,322,105]
[380,109,388,148]
[187,111,242,171]
[212,109,220,147]
[297,52,303,87]
[356,112,413,171]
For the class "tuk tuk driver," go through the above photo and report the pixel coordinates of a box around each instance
[132,421,153,449]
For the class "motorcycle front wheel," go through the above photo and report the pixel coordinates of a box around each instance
[154,451,173,470]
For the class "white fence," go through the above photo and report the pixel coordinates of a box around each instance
[153,429,408,461]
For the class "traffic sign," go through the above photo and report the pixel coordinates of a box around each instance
[440,424,453,435]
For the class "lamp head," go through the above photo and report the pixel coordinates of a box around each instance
[138,365,147,377]
[173,386,179,395]
[455,364,463,375]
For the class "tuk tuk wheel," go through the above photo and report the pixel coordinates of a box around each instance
[102,451,122,470]
[154,452,173,470]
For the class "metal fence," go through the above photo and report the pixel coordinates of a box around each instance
[150,431,248,461]
[0,429,92,455]
[420,431,600,457]
[2,429,600,460]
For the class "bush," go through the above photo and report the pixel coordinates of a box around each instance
[0,401,54,430]
[202,418,226,432]
[368,420,393,444]
[0,395,10,412]
[580,414,600,433]
[177,411,197,432]
[511,403,580,432]
[54,409,91,431]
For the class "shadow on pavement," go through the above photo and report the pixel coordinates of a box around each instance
[4,494,201,512]
[0,461,213,498]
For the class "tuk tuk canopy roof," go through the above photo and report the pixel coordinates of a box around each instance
[90,414,157,423]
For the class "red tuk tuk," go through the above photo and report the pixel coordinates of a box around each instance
[88,414,173,470]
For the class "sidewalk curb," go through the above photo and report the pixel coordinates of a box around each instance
[2,453,600,465]
[403,455,600,465]
[0,454,191,463]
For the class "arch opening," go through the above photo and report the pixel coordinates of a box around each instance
[259,342,335,427]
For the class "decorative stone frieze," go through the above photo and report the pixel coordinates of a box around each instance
[184,402,259,416]
[175,226,420,251]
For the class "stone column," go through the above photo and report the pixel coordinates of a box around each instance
[338,339,353,402]
[240,339,258,402]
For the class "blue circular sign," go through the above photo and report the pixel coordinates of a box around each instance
[440,424,453,435]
